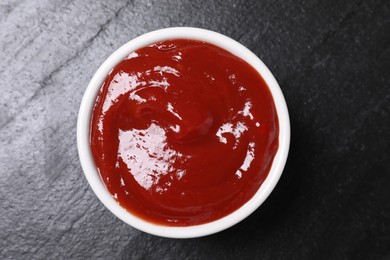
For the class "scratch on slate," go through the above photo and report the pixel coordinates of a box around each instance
[0,0,133,132]
[305,0,364,58]
[279,0,377,84]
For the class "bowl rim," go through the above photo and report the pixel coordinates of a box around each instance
[77,27,290,238]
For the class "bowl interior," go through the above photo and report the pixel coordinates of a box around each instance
[77,27,290,238]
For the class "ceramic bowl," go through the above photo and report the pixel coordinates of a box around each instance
[77,27,290,238]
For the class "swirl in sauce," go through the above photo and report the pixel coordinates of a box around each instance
[90,39,279,226]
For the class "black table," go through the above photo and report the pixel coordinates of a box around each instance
[1,0,389,259]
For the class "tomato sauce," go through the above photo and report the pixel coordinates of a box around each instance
[90,39,279,226]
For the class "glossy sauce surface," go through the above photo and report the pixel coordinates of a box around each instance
[90,39,279,226]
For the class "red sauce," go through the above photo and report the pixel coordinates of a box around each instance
[90,39,279,226]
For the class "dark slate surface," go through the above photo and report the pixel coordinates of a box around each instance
[0,0,389,259]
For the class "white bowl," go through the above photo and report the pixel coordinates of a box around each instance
[77,27,290,238]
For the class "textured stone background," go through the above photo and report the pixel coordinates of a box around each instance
[0,0,389,259]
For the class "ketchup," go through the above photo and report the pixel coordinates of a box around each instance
[90,39,279,226]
